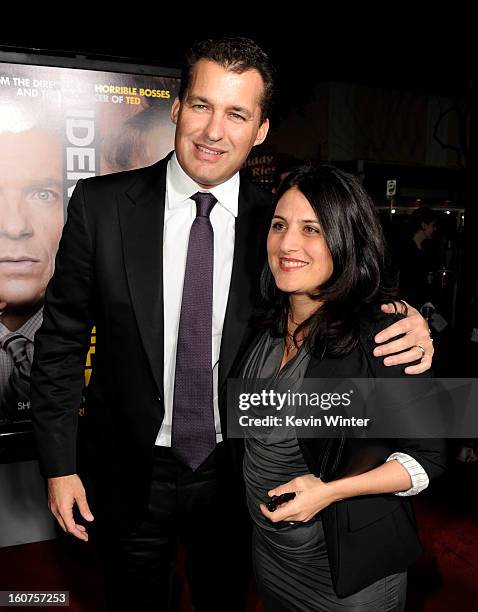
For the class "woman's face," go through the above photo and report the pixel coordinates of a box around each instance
[267,187,333,297]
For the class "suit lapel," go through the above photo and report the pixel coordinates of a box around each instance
[117,158,168,399]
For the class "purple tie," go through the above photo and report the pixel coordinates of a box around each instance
[172,192,217,470]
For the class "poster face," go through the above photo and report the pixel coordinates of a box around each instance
[0,61,179,445]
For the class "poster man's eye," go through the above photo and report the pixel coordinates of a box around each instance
[31,190,59,202]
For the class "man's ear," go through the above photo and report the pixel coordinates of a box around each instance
[254,118,270,146]
[171,97,181,124]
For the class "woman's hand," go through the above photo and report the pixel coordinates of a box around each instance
[259,474,337,523]
[259,460,414,524]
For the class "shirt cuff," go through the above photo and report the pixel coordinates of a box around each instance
[386,452,429,496]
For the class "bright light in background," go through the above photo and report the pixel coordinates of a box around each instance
[0,104,38,133]
[0,92,61,133]
[391,209,396,214]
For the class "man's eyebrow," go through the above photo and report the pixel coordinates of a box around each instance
[23,178,63,190]
[186,95,210,105]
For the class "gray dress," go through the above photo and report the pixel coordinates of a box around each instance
[241,331,407,612]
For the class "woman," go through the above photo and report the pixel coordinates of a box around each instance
[240,164,446,611]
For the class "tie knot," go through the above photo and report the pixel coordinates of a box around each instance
[1,333,29,361]
[191,192,217,218]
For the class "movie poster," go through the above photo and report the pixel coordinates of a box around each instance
[0,61,179,456]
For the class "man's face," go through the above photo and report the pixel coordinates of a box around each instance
[171,59,269,188]
[423,220,437,240]
[0,128,64,312]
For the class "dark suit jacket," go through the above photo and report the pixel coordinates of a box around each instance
[30,154,271,529]
[296,311,446,596]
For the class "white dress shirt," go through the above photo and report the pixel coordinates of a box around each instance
[156,153,238,446]
[387,452,429,496]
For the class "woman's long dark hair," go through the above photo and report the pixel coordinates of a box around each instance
[257,163,397,356]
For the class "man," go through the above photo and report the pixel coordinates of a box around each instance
[399,206,439,309]
[0,122,64,421]
[30,38,433,611]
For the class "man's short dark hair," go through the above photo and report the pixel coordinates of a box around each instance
[410,206,438,234]
[179,37,274,124]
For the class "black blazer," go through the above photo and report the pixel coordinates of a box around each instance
[295,311,446,597]
[30,154,271,528]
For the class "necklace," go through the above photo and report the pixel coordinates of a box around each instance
[285,333,304,355]
[285,327,304,355]
[285,310,308,355]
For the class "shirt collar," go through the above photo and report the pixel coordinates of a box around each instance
[167,152,239,218]
[0,307,43,344]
